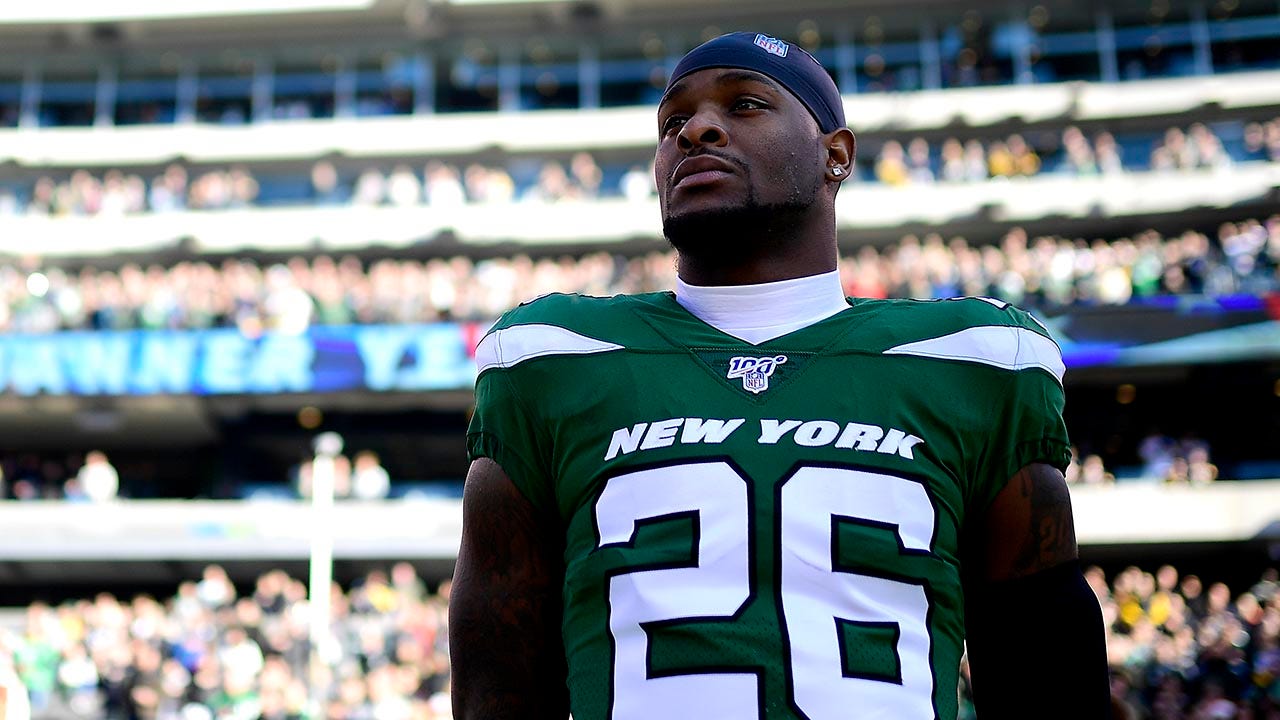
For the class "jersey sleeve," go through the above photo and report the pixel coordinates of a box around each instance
[971,310,1072,511]
[466,349,557,517]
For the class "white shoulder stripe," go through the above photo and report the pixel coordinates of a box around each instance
[475,323,624,373]
[883,325,1065,383]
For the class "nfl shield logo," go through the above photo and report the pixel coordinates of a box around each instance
[726,355,788,394]
[753,34,789,58]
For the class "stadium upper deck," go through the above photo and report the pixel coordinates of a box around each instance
[1,0,1278,127]
[2,0,1278,259]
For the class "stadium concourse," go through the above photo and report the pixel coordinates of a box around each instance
[1,0,1280,717]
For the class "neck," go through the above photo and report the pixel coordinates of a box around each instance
[677,242,837,285]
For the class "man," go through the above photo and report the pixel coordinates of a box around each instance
[451,31,1109,720]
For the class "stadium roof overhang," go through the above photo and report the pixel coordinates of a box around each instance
[1,0,1263,55]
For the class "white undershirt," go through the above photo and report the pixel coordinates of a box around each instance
[674,269,850,345]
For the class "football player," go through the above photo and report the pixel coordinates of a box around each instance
[451,31,1110,720]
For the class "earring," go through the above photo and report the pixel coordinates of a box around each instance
[831,166,844,176]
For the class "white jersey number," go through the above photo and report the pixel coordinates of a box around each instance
[594,461,938,720]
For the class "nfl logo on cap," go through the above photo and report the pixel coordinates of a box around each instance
[753,34,789,58]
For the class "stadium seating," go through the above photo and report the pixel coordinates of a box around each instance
[1,0,1279,717]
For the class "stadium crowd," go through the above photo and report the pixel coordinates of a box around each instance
[0,215,1276,334]
[1,561,1275,719]
[1,563,451,720]
[0,446,402,503]
[1066,433,1220,488]
[1,117,1278,215]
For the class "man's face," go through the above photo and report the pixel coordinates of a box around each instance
[654,68,827,246]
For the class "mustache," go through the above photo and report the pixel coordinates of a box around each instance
[668,151,747,186]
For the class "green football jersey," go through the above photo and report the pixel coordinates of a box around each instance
[467,291,1069,720]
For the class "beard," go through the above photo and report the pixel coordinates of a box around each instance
[662,187,819,263]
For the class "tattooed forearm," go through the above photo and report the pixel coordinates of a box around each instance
[450,458,570,720]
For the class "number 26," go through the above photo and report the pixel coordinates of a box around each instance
[595,461,939,720]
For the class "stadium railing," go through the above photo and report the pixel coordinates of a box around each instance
[0,481,1274,563]
[2,70,1278,166]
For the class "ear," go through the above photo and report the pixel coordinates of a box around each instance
[824,128,856,183]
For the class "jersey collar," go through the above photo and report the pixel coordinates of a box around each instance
[674,269,851,345]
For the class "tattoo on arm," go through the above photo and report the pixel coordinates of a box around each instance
[1011,464,1077,576]
[978,463,1079,582]
[450,458,570,720]
[963,466,1107,716]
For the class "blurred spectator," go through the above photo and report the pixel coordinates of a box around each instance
[311,160,349,205]
[0,188,17,215]
[148,164,189,212]
[14,604,59,713]
[484,165,516,203]
[26,177,54,215]
[938,138,967,182]
[74,450,119,502]
[423,161,466,206]
[1062,126,1099,176]
[462,163,516,204]
[1140,430,1178,480]
[462,163,490,203]
[189,170,231,210]
[386,165,423,207]
[0,645,31,720]
[874,140,909,186]
[261,264,315,335]
[1187,446,1220,485]
[569,152,603,198]
[905,137,934,184]
[986,139,1015,177]
[197,564,235,609]
[620,162,656,201]
[56,642,100,715]
[352,169,387,206]
[1079,454,1116,485]
[1243,121,1269,163]
[524,160,576,202]
[1094,131,1125,175]
[351,450,391,501]
[1265,119,1280,162]
[228,165,260,208]
[1166,126,1197,170]
[962,139,988,181]
[1006,134,1041,176]
[1188,123,1232,171]
[296,454,353,500]
[98,170,146,215]
[1163,456,1192,485]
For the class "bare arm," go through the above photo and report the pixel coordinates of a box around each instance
[449,457,570,720]
[963,462,1111,719]
[976,462,1079,582]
